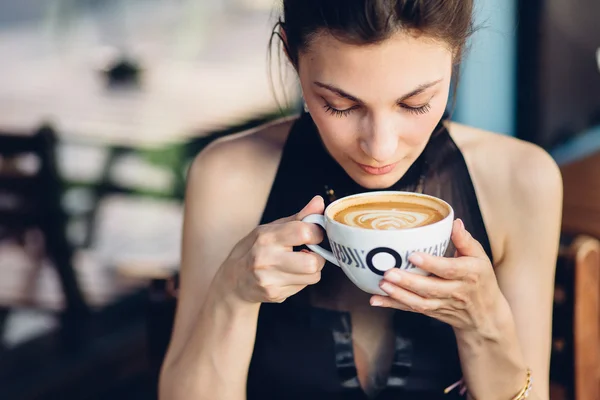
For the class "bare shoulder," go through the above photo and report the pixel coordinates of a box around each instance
[193,115,296,180]
[183,114,297,253]
[188,115,296,208]
[447,122,562,201]
[183,113,298,275]
[447,122,563,262]
[183,114,297,246]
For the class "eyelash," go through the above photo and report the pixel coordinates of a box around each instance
[323,104,356,118]
[322,102,432,117]
[401,103,432,115]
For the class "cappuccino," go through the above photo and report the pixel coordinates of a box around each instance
[333,201,444,230]
[302,191,453,294]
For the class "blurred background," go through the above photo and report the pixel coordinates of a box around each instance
[0,1,598,399]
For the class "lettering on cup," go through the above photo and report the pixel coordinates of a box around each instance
[331,241,366,269]
[330,239,450,275]
[403,240,450,270]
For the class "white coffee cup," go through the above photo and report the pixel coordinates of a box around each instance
[302,191,454,295]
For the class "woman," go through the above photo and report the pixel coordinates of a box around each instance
[159,1,562,399]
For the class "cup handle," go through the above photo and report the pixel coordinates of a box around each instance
[301,214,340,267]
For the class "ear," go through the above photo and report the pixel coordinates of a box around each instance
[279,25,288,48]
[279,24,294,66]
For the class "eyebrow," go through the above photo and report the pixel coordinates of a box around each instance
[313,79,442,104]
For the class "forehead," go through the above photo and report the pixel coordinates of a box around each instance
[298,31,453,99]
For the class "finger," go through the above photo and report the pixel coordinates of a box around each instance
[277,251,326,274]
[373,282,443,314]
[295,195,325,221]
[407,251,473,280]
[275,221,325,247]
[452,219,487,259]
[269,270,322,286]
[370,295,411,311]
[257,221,324,248]
[273,195,325,224]
[258,282,317,304]
[383,269,460,299]
[279,284,316,301]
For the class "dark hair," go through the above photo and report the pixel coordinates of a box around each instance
[279,0,474,67]
[269,0,475,110]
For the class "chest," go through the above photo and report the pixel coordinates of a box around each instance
[310,279,398,395]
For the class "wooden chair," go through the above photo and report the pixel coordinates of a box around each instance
[0,125,88,316]
[551,235,600,400]
[550,149,600,399]
[560,151,600,239]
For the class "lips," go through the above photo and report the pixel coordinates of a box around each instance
[356,162,398,176]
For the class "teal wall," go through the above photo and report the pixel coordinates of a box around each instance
[453,0,517,136]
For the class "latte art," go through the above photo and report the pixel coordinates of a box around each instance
[343,209,435,230]
[333,200,444,230]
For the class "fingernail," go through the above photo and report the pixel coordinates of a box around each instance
[371,298,383,307]
[380,282,393,292]
[457,219,465,231]
[385,269,402,283]
[408,253,424,265]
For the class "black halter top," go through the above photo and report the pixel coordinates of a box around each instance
[247,112,493,400]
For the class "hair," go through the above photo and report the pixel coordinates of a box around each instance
[269,0,475,111]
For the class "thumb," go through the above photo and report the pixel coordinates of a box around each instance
[295,195,326,221]
[274,195,325,224]
[451,219,487,259]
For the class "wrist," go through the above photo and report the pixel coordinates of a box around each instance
[455,289,514,342]
[209,264,261,315]
[453,292,531,400]
[175,267,260,399]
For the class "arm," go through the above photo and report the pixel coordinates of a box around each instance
[472,151,562,400]
[370,147,562,399]
[158,144,266,400]
[448,149,562,400]
[159,134,326,400]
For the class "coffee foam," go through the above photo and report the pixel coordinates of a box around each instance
[341,208,436,230]
[328,193,450,230]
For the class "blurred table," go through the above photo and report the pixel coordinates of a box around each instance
[0,1,298,314]
[0,1,297,148]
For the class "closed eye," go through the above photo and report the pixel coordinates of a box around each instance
[400,103,432,115]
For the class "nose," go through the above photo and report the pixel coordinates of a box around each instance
[359,113,399,163]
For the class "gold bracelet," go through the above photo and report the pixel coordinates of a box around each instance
[444,368,532,399]
[510,368,533,400]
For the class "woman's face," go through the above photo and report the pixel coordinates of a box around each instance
[297,31,454,189]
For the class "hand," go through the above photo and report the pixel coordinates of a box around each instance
[222,196,326,305]
[370,219,505,334]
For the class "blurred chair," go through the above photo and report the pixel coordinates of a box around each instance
[0,125,88,316]
[559,149,600,239]
[551,235,600,400]
[549,148,600,400]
